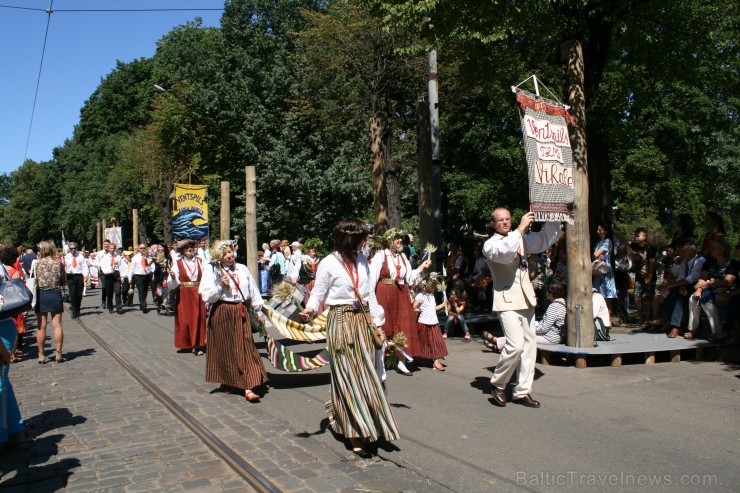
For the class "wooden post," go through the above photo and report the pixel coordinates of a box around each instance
[220,181,230,240]
[645,352,655,365]
[417,100,435,269]
[244,167,258,281]
[611,354,622,367]
[670,350,681,363]
[540,350,550,366]
[100,220,106,246]
[575,355,588,369]
[96,222,102,250]
[561,40,594,349]
[132,209,139,248]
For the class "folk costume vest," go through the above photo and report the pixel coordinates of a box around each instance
[487,234,537,312]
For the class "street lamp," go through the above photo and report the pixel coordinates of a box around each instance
[153,84,167,93]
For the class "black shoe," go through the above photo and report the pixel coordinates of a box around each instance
[512,395,541,408]
[108,309,114,314]
[491,386,507,407]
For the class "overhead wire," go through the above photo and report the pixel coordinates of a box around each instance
[7,2,225,163]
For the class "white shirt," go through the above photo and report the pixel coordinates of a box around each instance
[415,292,439,325]
[289,249,303,282]
[131,252,152,276]
[168,256,202,290]
[307,252,384,326]
[118,258,133,280]
[592,291,611,327]
[99,252,121,275]
[64,252,89,276]
[196,247,211,264]
[199,262,263,309]
[370,249,423,286]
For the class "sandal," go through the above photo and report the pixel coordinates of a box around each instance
[481,330,497,349]
[433,360,445,371]
[683,331,697,340]
[245,390,261,402]
[55,350,64,363]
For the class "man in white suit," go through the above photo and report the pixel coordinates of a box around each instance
[484,209,562,408]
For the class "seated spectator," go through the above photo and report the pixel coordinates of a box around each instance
[592,288,611,330]
[483,282,567,351]
[686,237,737,342]
[444,285,470,340]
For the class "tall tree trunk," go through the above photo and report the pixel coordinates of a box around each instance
[381,108,401,229]
[369,112,389,233]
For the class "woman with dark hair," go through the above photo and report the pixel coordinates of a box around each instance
[199,240,267,402]
[0,252,24,449]
[701,211,725,256]
[0,245,26,362]
[167,239,207,355]
[592,222,617,314]
[371,228,432,375]
[300,218,399,458]
[670,214,696,249]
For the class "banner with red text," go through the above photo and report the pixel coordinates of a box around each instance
[515,88,575,224]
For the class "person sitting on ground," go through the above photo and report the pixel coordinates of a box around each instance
[444,285,470,340]
[483,282,567,351]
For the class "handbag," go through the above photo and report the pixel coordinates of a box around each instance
[0,265,33,318]
[335,253,384,349]
[26,260,37,309]
[591,260,608,276]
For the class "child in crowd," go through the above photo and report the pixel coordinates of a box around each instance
[414,275,448,371]
[444,285,470,340]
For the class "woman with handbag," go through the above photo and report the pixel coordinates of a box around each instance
[199,240,267,402]
[0,245,26,362]
[0,262,25,449]
[592,223,617,315]
[300,218,399,458]
[35,241,66,364]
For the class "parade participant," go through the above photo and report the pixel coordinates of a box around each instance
[300,218,398,458]
[289,241,303,285]
[168,239,207,355]
[0,262,24,449]
[97,239,110,309]
[297,240,322,292]
[413,275,448,371]
[99,242,122,314]
[131,243,152,313]
[199,240,267,402]
[484,209,562,408]
[371,228,432,376]
[63,242,88,319]
[118,250,134,308]
[268,239,286,287]
[0,246,26,361]
[35,241,67,363]
[196,239,212,264]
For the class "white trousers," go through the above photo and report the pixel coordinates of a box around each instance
[491,308,536,398]
[688,296,722,334]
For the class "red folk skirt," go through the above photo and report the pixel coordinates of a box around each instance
[375,281,421,357]
[416,322,448,360]
[174,285,207,349]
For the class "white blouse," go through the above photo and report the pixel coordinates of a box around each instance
[370,249,423,286]
[168,256,202,290]
[415,292,439,325]
[199,262,263,309]
[306,252,385,326]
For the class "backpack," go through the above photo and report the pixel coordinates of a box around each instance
[594,317,611,341]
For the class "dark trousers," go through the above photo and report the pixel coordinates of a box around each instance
[67,273,84,316]
[104,272,121,312]
[121,278,133,306]
[100,273,108,306]
[133,274,149,311]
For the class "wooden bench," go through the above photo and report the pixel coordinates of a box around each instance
[536,331,734,368]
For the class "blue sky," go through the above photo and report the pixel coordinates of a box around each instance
[0,1,223,175]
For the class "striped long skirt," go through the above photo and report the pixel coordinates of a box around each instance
[325,306,399,442]
[205,302,267,391]
[417,322,448,360]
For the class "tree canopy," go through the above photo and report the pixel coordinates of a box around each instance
[1,0,737,251]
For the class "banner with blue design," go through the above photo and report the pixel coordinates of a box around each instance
[172,184,209,240]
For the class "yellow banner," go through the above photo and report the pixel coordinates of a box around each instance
[172,184,209,240]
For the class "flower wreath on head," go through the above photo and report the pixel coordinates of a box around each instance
[302,237,324,256]
[209,239,237,262]
[380,228,405,248]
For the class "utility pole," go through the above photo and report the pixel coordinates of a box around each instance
[429,50,443,262]
[244,166,258,281]
[561,40,594,360]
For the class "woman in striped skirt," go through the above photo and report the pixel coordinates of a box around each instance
[300,219,399,458]
[413,275,448,371]
[199,240,267,402]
